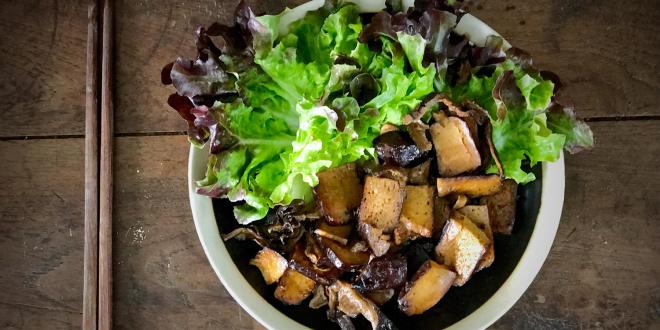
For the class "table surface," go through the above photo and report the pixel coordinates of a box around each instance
[1,1,659,329]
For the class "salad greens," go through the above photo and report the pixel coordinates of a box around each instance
[163,0,593,223]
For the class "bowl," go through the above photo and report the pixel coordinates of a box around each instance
[187,2,565,329]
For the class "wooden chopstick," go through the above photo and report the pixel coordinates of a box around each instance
[83,1,100,329]
[98,0,114,329]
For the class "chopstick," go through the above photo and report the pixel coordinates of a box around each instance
[98,0,114,329]
[83,0,100,329]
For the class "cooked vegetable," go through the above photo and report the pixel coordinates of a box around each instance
[315,221,353,245]
[321,237,371,270]
[481,179,518,234]
[393,224,414,246]
[250,247,288,285]
[407,122,433,153]
[457,205,494,271]
[289,240,340,285]
[436,175,503,197]
[398,260,456,316]
[435,213,490,286]
[309,285,329,309]
[358,222,392,257]
[328,281,397,330]
[399,185,435,237]
[274,268,317,305]
[407,160,431,185]
[374,131,429,168]
[452,194,469,209]
[433,196,451,239]
[354,255,407,290]
[430,116,482,177]
[359,176,406,233]
[315,163,363,225]
[364,289,395,306]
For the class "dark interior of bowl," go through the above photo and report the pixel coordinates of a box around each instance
[213,164,542,329]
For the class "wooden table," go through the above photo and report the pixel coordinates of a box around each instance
[1,1,659,329]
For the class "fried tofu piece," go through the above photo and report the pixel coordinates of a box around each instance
[436,175,502,197]
[435,212,490,286]
[249,247,288,285]
[481,179,518,234]
[359,176,406,233]
[274,268,317,305]
[430,117,481,177]
[315,163,363,225]
[398,260,456,316]
[400,185,434,237]
[457,205,494,271]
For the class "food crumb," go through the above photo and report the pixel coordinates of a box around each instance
[535,294,546,304]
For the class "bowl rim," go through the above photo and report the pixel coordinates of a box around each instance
[187,7,565,330]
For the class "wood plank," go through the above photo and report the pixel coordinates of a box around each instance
[473,0,660,118]
[113,135,255,330]
[0,139,84,329]
[492,120,660,329]
[114,0,306,134]
[0,0,87,137]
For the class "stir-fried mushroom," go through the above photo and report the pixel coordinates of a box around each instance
[436,175,503,197]
[222,227,268,247]
[481,179,518,234]
[354,255,407,291]
[249,247,288,285]
[315,222,353,246]
[309,285,329,309]
[328,281,398,330]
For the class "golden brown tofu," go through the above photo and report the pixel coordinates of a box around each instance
[400,185,434,237]
[315,163,363,225]
[430,117,481,177]
[274,268,316,305]
[457,205,494,271]
[436,175,503,197]
[359,176,406,233]
[249,247,288,285]
[481,179,518,234]
[397,260,456,316]
[435,213,490,286]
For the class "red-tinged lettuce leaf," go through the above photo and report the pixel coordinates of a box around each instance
[547,102,594,153]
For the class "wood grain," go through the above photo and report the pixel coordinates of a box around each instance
[83,0,100,329]
[99,1,115,329]
[0,139,84,329]
[112,135,256,330]
[0,0,88,137]
[492,120,660,329]
[473,0,660,119]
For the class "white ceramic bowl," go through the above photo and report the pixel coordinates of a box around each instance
[187,2,565,329]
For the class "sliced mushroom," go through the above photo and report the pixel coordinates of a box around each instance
[289,240,340,285]
[364,289,395,306]
[328,281,397,330]
[407,160,431,185]
[314,222,352,246]
[374,131,429,168]
[321,237,371,271]
[309,285,329,309]
[358,222,392,257]
[249,247,288,285]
